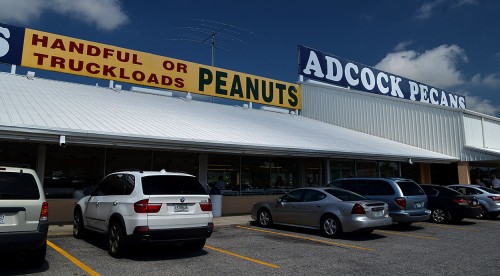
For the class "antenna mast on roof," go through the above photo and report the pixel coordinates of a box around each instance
[161,19,255,102]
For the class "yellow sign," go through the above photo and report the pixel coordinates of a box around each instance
[19,28,301,109]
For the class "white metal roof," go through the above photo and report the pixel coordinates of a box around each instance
[0,72,457,162]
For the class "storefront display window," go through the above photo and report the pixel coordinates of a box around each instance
[152,151,198,176]
[378,162,400,178]
[209,155,299,195]
[330,160,355,181]
[208,154,241,195]
[305,159,322,186]
[355,161,377,177]
[0,141,37,169]
[44,145,105,199]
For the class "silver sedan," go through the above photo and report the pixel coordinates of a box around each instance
[251,187,392,238]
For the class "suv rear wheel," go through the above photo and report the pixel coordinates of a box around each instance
[28,241,47,268]
[185,239,206,251]
[109,221,128,258]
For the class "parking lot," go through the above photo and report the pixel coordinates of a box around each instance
[3,217,500,275]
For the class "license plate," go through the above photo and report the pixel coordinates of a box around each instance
[373,210,384,217]
[415,202,422,208]
[174,204,188,212]
[0,213,4,224]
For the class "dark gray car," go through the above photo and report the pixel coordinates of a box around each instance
[329,178,430,226]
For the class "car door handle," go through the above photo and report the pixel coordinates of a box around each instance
[316,205,322,208]
[113,201,118,206]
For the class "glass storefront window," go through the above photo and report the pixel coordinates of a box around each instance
[269,158,297,194]
[470,164,500,188]
[152,151,198,176]
[401,163,420,183]
[355,161,377,177]
[208,155,299,196]
[208,154,240,195]
[330,160,355,181]
[105,148,152,174]
[379,162,400,178]
[0,141,37,169]
[305,159,322,187]
[44,145,105,199]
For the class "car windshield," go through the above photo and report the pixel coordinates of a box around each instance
[396,181,425,196]
[0,172,40,200]
[142,175,207,195]
[324,188,366,201]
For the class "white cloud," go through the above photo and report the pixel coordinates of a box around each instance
[394,40,413,51]
[458,0,478,6]
[416,0,445,19]
[375,44,468,89]
[462,92,500,116]
[471,73,500,89]
[0,0,45,23]
[416,0,477,19]
[0,0,128,31]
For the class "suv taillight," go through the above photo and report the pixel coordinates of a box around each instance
[395,197,406,208]
[487,196,500,201]
[351,204,366,215]
[134,199,161,213]
[200,198,212,212]
[39,202,48,221]
[453,198,468,205]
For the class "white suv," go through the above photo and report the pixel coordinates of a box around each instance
[0,166,49,267]
[73,170,213,258]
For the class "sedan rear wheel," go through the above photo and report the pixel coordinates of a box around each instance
[257,208,272,227]
[431,208,449,223]
[321,215,342,238]
[476,205,488,219]
[73,209,85,239]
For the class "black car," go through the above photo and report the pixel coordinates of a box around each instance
[419,184,481,223]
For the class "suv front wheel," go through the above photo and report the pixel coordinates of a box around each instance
[109,221,128,258]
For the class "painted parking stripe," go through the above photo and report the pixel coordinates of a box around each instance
[464,219,500,224]
[205,245,280,269]
[417,222,480,232]
[47,240,100,276]
[236,226,374,251]
[374,230,437,240]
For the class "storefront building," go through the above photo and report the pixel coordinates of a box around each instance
[1,24,498,223]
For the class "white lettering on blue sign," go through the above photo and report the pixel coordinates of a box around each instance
[0,26,10,57]
[298,45,466,109]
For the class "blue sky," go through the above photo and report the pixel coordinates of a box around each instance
[0,0,499,116]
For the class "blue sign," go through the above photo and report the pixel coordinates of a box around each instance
[0,23,25,66]
[298,45,466,109]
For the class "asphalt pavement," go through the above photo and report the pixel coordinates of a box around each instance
[48,215,253,237]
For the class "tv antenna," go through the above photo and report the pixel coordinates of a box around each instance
[168,19,253,67]
[163,19,255,102]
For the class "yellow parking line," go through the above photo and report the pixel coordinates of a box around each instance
[47,240,100,276]
[205,245,280,269]
[417,223,480,232]
[374,230,437,240]
[236,226,374,252]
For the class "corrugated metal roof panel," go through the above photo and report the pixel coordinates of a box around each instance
[0,72,456,162]
[300,82,465,158]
